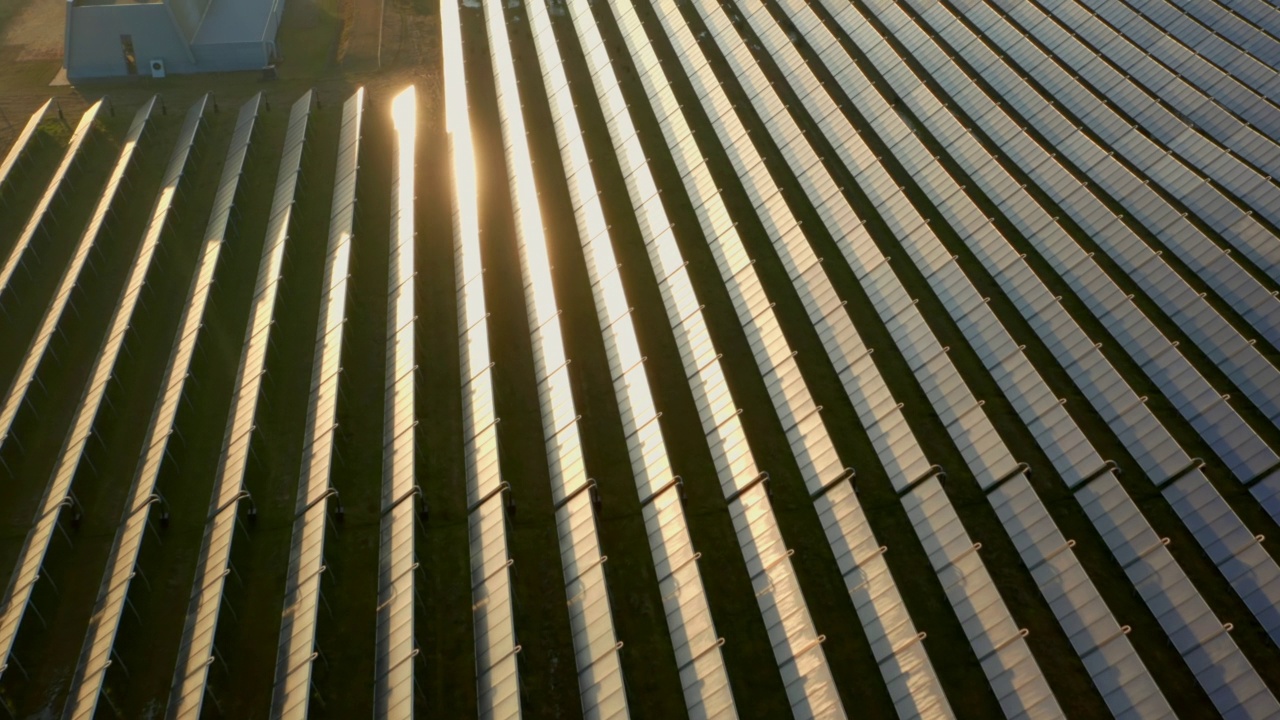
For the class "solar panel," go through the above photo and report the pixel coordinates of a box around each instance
[1169,0,1280,63]
[1040,0,1280,142]
[584,1,947,712]
[0,0,1272,713]
[981,0,1280,302]
[646,0,1070,712]
[0,100,102,300]
[523,0,737,713]
[167,90,309,720]
[913,0,1280,485]
[1203,0,1280,45]
[0,97,153,457]
[482,1,629,713]
[269,87,359,718]
[264,85,348,717]
[442,0,522,713]
[0,94,205,691]
[61,94,261,720]
[378,85,417,719]
[0,99,50,195]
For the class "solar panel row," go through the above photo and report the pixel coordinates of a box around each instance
[0,101,102,300]
[582,0,960,715]
[976,0,1280,310]
[167,91,306,720]
[378,85,417,719]
[270,88,362,719]
[0,94,153,683]
[1039,0,1280,141]
[1117,0,1280,100]
[815,0,1280,714]
[441,0,522,712]
[1214,0,1280,40]
[788,0,1280,707]
[1,0,1277,711]
[482,1,630,714]
[523,0,737,714]
[0,94,205,691]
[657,0,1173,714]
[571,1,854,714]
[156,92,260,717]
[1170,0,1280,61]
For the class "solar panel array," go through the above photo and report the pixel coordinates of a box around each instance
[0,94,205,688]
[482,0,630,714]
[159,91,260,719]
[1170,0,1280,61]
[0,97,154,459]
[442,0,523,713]
[805,0,1280,650]
[268,86,363,719]
[790,0,1277,701]
[563,0,853,714]
[4,0,1280,714]
[270,85,352,718]
[60,93,263,720]
[167,91,306,720]
[523,0,736,714]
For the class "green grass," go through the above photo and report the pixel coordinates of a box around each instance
[276,0,347,78]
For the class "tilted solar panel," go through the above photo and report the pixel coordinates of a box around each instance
[482,1,629,713]
[167,91,309,720]
[0,99,50,195]
[378,85,418,720]
[0,94,205,692]
[0,101,102,300]
[524,0,738,713]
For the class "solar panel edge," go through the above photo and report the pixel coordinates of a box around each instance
[0,98,51,194]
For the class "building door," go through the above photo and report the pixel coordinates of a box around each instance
[120,35,137,75]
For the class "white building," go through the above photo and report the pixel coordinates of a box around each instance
[64,0,284,78]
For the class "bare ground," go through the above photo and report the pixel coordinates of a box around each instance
[0,0,64,62]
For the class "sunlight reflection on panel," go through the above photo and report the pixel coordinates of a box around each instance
[391,86,417,277]
[443,0,523,715]
[483,0,559,329]
[443,2,480,283]
[379,83,417,719]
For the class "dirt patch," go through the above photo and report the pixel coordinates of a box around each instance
[340,0,383,69]
[0,0,64,62]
